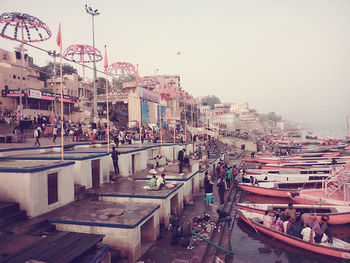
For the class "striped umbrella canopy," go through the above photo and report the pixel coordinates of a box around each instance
[63,44,102,63]
[108,62,137,77]
[139,76,160,88]
[0,12,51,42]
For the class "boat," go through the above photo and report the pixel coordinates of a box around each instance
[237,180,323,198]
[236,203,350,224]
[246,167,331,175]
[243,172,329,182]
[288,167,350,206]
[237,209,350,259]
[288,189,350,206]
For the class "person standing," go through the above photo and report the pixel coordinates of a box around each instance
[113,133,119,147]
[53,126,58,143]
[285,203,297,223]
[178,148,186,175]
[225,166,232,189]
[204,175,214,206]
[111,147,120,179]
[217,177,226,205]
[34,127,41,146]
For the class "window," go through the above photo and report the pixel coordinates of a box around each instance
[15,51,21,60]
[3,53,7,60]
[13,75,16,79]
[47,172,58,205]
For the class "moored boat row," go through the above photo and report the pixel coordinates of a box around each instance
[237,141,350,259]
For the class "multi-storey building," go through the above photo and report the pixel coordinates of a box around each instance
[0,48,79,117]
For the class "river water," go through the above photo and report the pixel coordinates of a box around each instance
[228,192,350,263]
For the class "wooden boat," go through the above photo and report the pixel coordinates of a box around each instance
[237,209,350,259]
[288,167,350,206]
[237,180,323,198]
[246,167,331,175]
[243,172,329,182]
[236,203,350,224]
[288,189,350,206]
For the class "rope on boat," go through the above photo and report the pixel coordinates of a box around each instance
[191,231,239,254]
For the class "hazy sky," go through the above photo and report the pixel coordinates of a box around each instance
[1,0,350,127]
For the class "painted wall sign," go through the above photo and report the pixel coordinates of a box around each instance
[139,87,160,103]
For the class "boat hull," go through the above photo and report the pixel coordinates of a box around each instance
[238,210,350,259]
[238,184,295,198]
[236,203,350,224]
[288,193,350,207]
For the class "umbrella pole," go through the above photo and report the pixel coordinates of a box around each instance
[59,44,64,161]
[105,72,110,153]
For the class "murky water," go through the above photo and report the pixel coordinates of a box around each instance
[228,192,350,263]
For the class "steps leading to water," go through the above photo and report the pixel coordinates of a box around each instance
[0,202,27,228]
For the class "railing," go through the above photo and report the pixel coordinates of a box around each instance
[323,166,350,198]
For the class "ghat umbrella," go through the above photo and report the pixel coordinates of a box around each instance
[0,12,52,113]
[63,44,102,84]
[108,62,137,77]
[139,76,160,89]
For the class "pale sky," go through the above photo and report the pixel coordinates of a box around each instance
[1,0,350,127]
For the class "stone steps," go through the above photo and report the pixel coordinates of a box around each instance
[74,184,87,201]
[0,206,27,228]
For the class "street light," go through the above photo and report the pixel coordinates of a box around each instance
[48,50,59,114]
[85,4,100,121]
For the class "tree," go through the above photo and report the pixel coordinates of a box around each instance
[266,112,282,123]
[96,77,110,95]
[111,75,136,92]
[33,62,79,86]
[201,95,221,109]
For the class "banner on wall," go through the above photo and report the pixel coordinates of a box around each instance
[29,89,42,99]
[139,87,160,103]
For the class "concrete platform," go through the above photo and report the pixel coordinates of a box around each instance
[92,179,184,227]
[48,199,160,263]
[131,161,200,205]
[0,152,110,189]
[0,159,75,217]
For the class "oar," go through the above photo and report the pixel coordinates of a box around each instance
[246,217,259,234]
[237,208,259,234]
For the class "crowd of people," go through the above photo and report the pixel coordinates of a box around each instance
[262,204,333,244]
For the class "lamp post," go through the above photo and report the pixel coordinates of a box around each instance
[48,50,58,114]
[14,44,27,113]
[85,4,100,121]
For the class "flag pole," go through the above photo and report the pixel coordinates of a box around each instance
[58,23,64,161]
[174,90,177,144]
[184,96,187,143]
[137,66,142,148]
[104,46,110,153]
[106,73,109,153]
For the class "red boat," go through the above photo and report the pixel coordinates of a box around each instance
[288,167,350,206]
[238,209,350,259]
[237,180,323,198]
[288,189,350,206]
[236,203,350,224]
